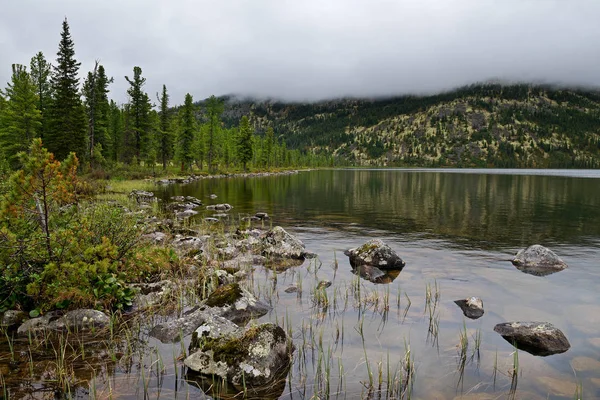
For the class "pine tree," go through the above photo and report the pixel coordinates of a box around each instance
[83,63,112,165]
[206,95,224,173]
[157,84,173,170]
[0,64,42,168]
[264,126,274,167]
[237,116,253,171]
[177,93,196,171]
[125,66,152,164]
[108,100,123,162]
[29,51,52,139]
[46,18,87,161]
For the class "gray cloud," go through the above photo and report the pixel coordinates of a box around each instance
[1,0,599,105]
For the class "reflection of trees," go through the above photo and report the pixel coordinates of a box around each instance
[158,171,600,248]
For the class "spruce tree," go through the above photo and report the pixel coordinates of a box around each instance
[264,126,274,167]
[177,93,195,171]
[29,51,52,139]
[206,95,224,173]
[108,100,123,162]
[46,18,87,161]
[237,116,253,172]
[157,84,173,169]
[83,63,112,164]
[125,66,152,164]
[0,64,42,168]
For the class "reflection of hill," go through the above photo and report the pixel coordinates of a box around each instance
[158,170,600,249]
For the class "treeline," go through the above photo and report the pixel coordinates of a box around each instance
[0,18,334,177]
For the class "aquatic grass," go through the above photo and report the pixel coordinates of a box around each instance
[508,348,519,400]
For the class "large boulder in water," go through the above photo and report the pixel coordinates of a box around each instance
[512,245,568,276]
[344,239,405,270]
[494,321,570,356]
[261,226,314,260]
[184,323,293,389]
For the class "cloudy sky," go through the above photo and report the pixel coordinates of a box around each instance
[1,0,599,105]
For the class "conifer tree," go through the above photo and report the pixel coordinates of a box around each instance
[29,52,52,139]
[125,66,152,163]
[157,84,173,169]
[108,100,123,162]
[206,95,224,173]
[0,64,42,168]
[264,126,274,167]
[46,18,87,161]
[83,63,112,164]
[237,115,253,171]
[177,93,195,171]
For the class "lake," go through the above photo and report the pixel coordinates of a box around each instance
[155,168,600,399]
[3,168,600,399]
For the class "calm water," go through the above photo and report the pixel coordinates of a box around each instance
[3,169,600,399]
[159,169,600,399]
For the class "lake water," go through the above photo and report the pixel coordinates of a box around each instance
[156,168,600,399]
[2,168,600,399]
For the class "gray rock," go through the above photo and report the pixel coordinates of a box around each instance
[49,309,110,331]
[284,285,298,293]
[317,280,332,289]
[185,196,203,205]
[176,209,199,219]
[214,203,233,211]
[142,231,168,244]
[190,314,242,347]
[172,236,204,255]
[494,321,570,356]
[209,194,218,199]
[129,190,155,202]
[150,283,270,343]
[18,309,109,334]
[1,310,27,330]
[130,280,176,310]
[454,297,484,319]
[168,202,200,211]
[204,217,220,223]
[344,239,405,270]
[351,264,401,284]
[184,323,293,388]
[512,245,568,276]
[261,226,311,260]
[170,196,185,201]
[255,212,269,220]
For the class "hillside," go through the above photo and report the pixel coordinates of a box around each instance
[218,84,600,168]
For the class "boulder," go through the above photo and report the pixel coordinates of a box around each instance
[512,245,568,276]
[149,283,270,343]
[184,323,293,389]
[493,321,570,356]
[255,212,269,220]
[204,217,219,223]
[129,190,155,202]
[344,239,405,270]
[142,231,168,244]
[176,209,199,219]
[1,310,27,330]
[172,236,205,256]
[206,203,233,212]
[17,309,109,334]
[261,226,313,260]
[130,280,176,310]
[454,297,484,319]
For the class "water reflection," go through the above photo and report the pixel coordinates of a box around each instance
[350,264,402,284]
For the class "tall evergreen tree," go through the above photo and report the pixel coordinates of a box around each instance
[108,100,123,162]
[46,18,87,161]
[237,116,253,171]
[83,63,112,164]
[206,95,224,173]
[0,64,42,168]
[29,51,52,139]
[157,84,173,170]
[177,93,195,171]
[264,126,274,167]
[124,66,152,164]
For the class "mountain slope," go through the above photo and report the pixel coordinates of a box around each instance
[220,83,600,168]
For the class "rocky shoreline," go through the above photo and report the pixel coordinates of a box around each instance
[155,169,307,186]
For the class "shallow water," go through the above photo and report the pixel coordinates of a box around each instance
[3,168,600,399]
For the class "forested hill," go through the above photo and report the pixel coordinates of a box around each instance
[217,84,600,168]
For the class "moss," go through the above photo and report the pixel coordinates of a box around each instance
[204,283,243,307]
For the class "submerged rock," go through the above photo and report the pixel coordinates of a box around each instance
[255,212,269,220]
[493,321,570,356]
[261,226,314,260]
[351,264,401,284]
[129,190,155,202]
[512,245,568,276]
[176,209,199,219]
[454,297,484,319]
[206,204,232,211]
[184,323,293,389]
[344,239,405,270]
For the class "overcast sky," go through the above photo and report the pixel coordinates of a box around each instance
[1,0,599,105]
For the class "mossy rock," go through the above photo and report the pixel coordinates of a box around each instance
[204,283,243,307]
